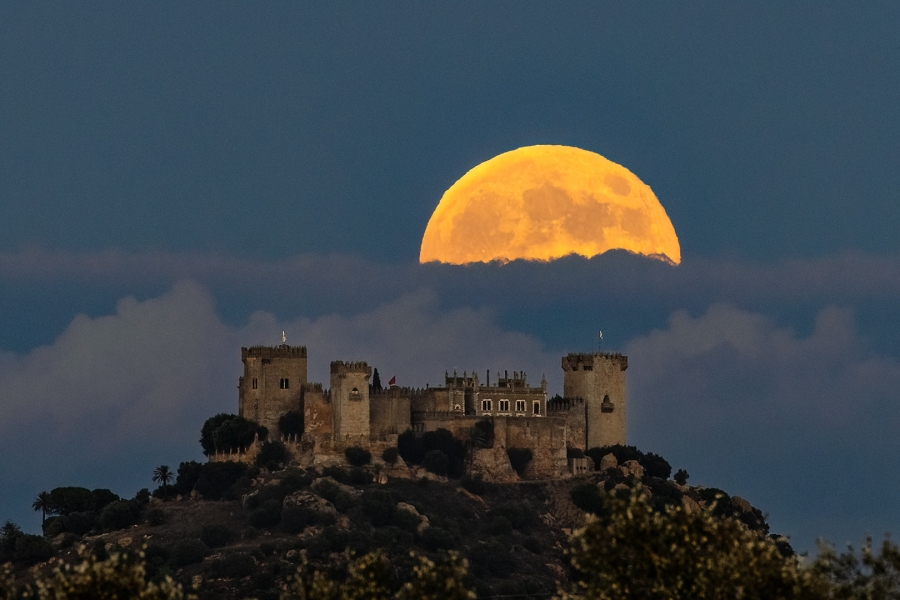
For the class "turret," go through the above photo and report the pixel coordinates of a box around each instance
[562,352,627,448]
[238,345,307,433]
[330,361,372,440]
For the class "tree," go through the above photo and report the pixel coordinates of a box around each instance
[674,468,689,485]
[812,535,900,598]
[560,487,828,600]
[345,445,371,466]
[152,466,173,499]
[278,410,304,438]
[371,368,383,393]
[32,491,51,524]
[507,447,533,477]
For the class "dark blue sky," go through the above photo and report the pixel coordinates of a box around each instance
[2,3,900,554]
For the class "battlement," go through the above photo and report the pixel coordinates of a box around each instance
[242,345,307,359]
[330,361,372,376]
[561,352,628,372]
[445,370,479,388]
[547,396,585,413]
[497,369,528,387]
[303,382,325,393]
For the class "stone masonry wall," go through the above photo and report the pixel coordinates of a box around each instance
[331,361,372,441]
[562,353,627,449]
[239,345,307,434]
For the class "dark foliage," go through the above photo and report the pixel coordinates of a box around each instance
[43,516,65,537]
[350,468,373,485]
[674,468,689,485]
[571,482,608,516]
[47,486,97,515]
[586,444,672,479]
[132,488,151,504]
[398,429,424,464]
[170,538,209,567]
[322,466,351,484]
[207,552,256,579]
[174,461,204,495]
[281,505,336,534]
[507,447,533,477]
[249,499,283,529]
[360,490,396,527]
[567,447,585,458]
[147,508,166,526]
[201,524,236,548]
[0,521,22,563]
[305,526,351,560]
[91,488,120,512]
[494,500,532,530]
[641,452,673,479]
[278,410,304,438]
[14,534,53,565]
[345,445,372,466]
[256,441,288,468]
[488,516,512,536]
[371,368,383,393]
[151,484,177,500]
[461,474,485,496]
[62,511,99,536]
[194,461,248,500]
[200,413,267,456]
[423,450,449,476]
[99,500,137,531]
[419,526,455,551]
[382,447,399,465]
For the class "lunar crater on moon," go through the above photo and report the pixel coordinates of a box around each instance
[421,145,680,265]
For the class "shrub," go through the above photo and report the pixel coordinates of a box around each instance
[640,452,672,479]
[494,500,531,530]
[422,450,449,476]
[381,447,399,465]
[170,538,209,567]
[421,429,466,478]
[132,488,151,504]
[332,491,357,513]
[571,482,607,516]
[100,501,137,531]
[398,429,424,464]
[674,468,689,485]
[194,461,248,500]
[360,490,396,527]
[278,410,304,438]
[419,526,455,551]
[305,526,350,560]
[461,474,485,496]
[322,466,351,484]
[523,536,543,555]
[350,468,373,485]
[42,517,65,537]
[174,461,204,495]
[345,445,372,466]
[63,511,99,536]
[256,440,288,468]
[281,506,335,534]
[147,508,166,527]
[488,516,513,536]
[200,524,235,548]
[567,446,585,458]
[151,484,177,500]
[207,552,256,579]
[507,447,533,477]
[248,499,282,529]
[14,534,52,565]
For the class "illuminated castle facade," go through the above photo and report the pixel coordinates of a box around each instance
[232,344,627,479]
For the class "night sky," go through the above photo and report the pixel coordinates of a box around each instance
[2,3,900,554]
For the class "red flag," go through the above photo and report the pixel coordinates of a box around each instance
[388,375,396,386]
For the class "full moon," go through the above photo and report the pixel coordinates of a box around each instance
[420,145,680,265]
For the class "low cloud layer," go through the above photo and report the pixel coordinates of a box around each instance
[626,304,900,551]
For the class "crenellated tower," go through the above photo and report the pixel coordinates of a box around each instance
[330,360,372,441]
[561,352,627,449]
[239,345,307,434]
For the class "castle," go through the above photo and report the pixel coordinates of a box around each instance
[221,344,627,480]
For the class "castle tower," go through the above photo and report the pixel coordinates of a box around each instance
[330,360,372,441]
[239,345,307,434]
[561,353,627,449]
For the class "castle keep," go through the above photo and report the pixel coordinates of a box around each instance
[231,344,627,479]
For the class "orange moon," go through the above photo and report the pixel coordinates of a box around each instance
[420,145,680,265]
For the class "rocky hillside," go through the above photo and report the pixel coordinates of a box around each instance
[2,448,780,600]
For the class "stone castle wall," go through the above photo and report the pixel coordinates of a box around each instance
[239,345,307,434]
[370,390,411,438]
[548,396,587,451]
[331,361,372,440]
[301,384,333,436]
[562,353,627,449]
